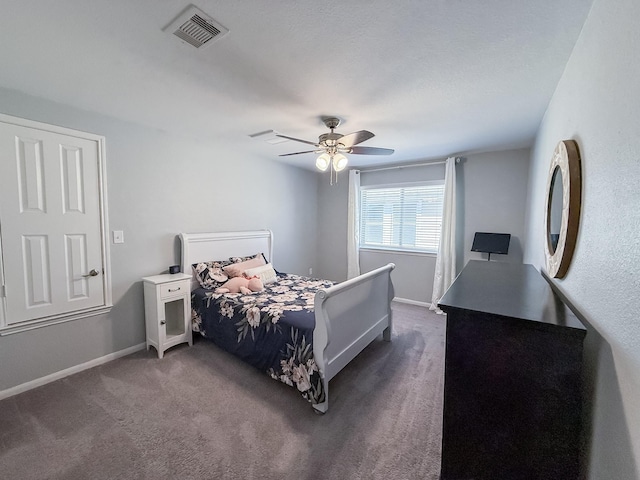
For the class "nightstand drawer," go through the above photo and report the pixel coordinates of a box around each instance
[159,281,188,299]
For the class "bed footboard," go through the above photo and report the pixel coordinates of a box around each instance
[312,263,395,413]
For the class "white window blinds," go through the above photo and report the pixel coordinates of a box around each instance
[360,182,445,253]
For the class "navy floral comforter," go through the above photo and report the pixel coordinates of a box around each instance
[191,273,334,405]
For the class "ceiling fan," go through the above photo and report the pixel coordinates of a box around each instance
[277,117,394,183]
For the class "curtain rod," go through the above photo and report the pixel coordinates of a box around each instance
[359,157,458,173]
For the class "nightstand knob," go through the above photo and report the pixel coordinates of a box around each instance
[160,321,166,325]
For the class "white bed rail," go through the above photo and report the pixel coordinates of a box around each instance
[312,263,395,413]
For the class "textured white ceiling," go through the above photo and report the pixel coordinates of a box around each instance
[0,0,594,169]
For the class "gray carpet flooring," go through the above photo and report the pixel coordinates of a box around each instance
[0,303,445,480]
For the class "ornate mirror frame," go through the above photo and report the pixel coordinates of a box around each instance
[544,140,582,278]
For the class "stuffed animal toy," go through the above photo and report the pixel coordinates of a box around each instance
[215,275,263,294]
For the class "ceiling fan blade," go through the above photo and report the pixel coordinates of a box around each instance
[349,146,395,155]
[279,150,318,157]
[275,134,319,147]
[339,130,375,147]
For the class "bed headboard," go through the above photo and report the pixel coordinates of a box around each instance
[179,230,274,290]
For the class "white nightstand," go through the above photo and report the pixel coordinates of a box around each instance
[142,273,193,358]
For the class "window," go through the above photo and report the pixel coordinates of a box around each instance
[360,182,445,254]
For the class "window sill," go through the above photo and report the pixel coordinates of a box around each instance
[359,247,437,258]
[0,305,113,336]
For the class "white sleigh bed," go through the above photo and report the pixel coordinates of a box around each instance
[180,230,395,413]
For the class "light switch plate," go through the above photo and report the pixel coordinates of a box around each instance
[113,230,124,244]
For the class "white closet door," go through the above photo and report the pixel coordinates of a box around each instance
[0,121,105,325]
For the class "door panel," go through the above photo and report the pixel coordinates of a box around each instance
[16,136,47,213]
[60,145,86,214]
[22,234,52,307]
[65,233,91,300]
[0,121,105,325]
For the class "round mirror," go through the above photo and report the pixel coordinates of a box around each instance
[547,166,563,253]
[543,140,582,278]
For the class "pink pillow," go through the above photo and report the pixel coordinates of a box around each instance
[223,255,266,278]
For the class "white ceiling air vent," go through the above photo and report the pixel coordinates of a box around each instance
[164,5,229,49]
[248,130,290,145]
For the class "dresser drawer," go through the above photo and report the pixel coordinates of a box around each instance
[159,281,188,299]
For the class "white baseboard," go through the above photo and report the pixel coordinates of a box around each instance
[392,297,432,308]
[0,342,146,401]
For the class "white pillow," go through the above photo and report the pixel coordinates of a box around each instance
[244,263,277,285]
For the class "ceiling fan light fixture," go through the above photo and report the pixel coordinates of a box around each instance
[316,153,331,171]
[277,116,392,184]
[332,153,348,172]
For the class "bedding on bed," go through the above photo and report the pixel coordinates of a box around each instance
[191,272,334,405]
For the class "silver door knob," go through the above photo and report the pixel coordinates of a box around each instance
[83,269,100,277]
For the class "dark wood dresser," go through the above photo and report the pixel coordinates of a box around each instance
[438,260,586,480]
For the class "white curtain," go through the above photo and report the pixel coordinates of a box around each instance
[347,169,361,279]
[430,157,457,314]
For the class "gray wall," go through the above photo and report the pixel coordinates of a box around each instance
[0,87,319,392]
[459,149,530,267]
[316,149,530,304]
[523,0,640,477]
[316,174,350,282]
